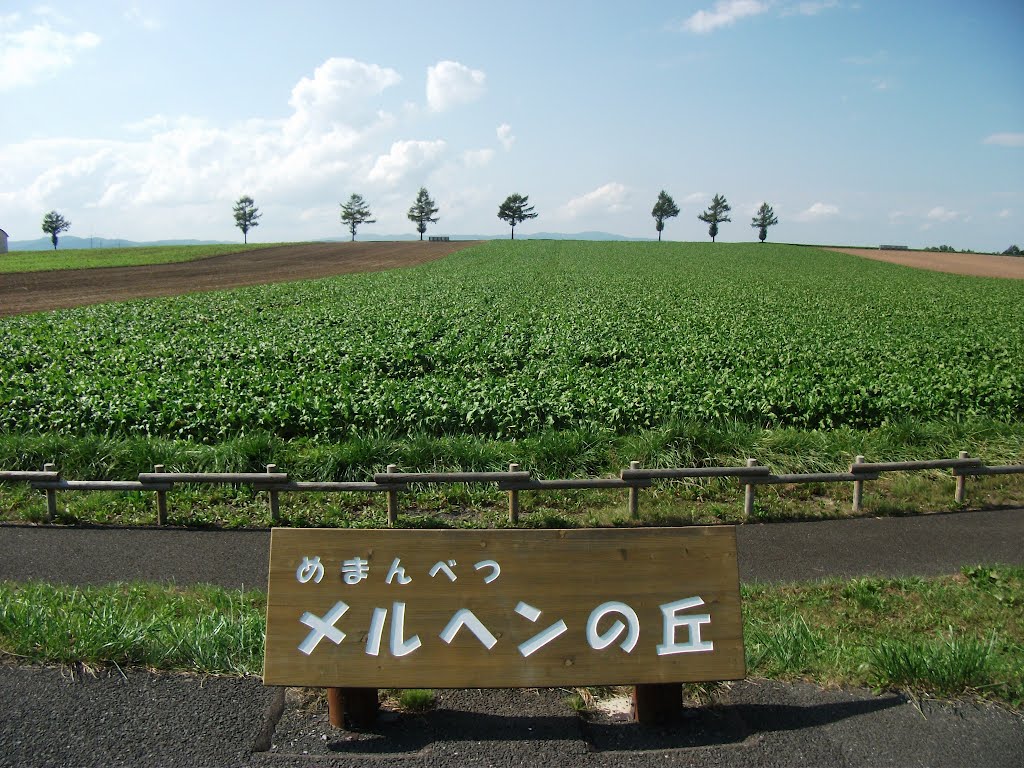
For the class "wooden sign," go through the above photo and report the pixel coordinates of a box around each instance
[263,527,744,689]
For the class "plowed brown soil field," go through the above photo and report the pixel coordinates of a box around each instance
[826,247,1024,279]
[0,241,480,317]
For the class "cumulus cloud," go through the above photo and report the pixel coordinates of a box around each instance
[0,13,100,91]
[983,132,1024,148]
[794,202,839,221]
[287,57,401,135]
[683,1,769,34]
[683,192,709,205]
[367,140,447,185]
[463,148,495,168]
[562,183,630,218]
[998,209,1012,219]
[497,123,515,151]
[426,61,486,112]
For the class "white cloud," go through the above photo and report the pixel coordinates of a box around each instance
[683,192,709,205]
[287,57,401,135]
[998,209,1012,219]
[497,123,515,151]
[463,149,495,168]
[367,139,447,185]
[926,206,962,223]
[0,14,100,91]
[983,132,1024,148]
[795,202,839,221]
[781,1,839,16]
[683,1,769,34]
[873,78,891,91]
[562,183,630,218]
[125,7,162,30]
[426,61,486,112]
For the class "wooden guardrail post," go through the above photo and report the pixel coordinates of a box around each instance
[154,464,168,525]
[507,463,520,524]
[852,455,865,514]
[386,464,399,527]
[955,451,969,504]
[628,461,641,519]
[43,463,57,522]
[743,458,758,518]
[267,464,281,524]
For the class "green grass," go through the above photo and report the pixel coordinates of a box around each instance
[1,418,1021,528]
[0,242,287,273]
[1,242,1021,440]
[2,567,1020,706]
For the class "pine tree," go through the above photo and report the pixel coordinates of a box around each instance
[750,202,779,243]
[340,194,376,241]
[497,193,538,239]
[407,187,440,240]
[232,196,261,244]
[698,194,732,242]
[651,191,680,242]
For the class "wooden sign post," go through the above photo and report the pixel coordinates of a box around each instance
[264,527,744,726]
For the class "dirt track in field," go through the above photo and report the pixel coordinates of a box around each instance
[825,247,1024,279]
[0,241,480,317]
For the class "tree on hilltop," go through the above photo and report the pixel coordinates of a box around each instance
[232,195,261,244]
[698,194,732,242]
[340,193,376,241]
[651,191,680,242]
[407,187,440,241]
[41,210,71,250]
[497,193,538,240]
[750,202,779,243]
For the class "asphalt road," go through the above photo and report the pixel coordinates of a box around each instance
[1,511,1022,767]
[2,508,1021,588]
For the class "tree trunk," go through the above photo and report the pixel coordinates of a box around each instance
[419,232,423,241]
[658,231,662,242]
[511,226,515,240]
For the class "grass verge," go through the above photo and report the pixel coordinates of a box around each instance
[1,567,1020,707]
[1,419,1022,528]
[0,243,287,273]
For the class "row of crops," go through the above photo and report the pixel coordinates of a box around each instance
[1,242,1021,440]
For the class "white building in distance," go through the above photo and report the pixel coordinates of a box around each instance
[0,229,8,254]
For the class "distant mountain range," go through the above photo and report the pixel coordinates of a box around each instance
[8,235,237,251]
[8,231,652,251]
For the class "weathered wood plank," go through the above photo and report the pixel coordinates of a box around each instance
[264,527,744,689]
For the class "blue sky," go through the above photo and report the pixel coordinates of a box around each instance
[1,1,1022,250]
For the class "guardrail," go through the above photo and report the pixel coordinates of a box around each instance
[2,452,1022,527]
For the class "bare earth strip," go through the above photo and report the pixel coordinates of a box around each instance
[826,247,1024,279]
[0,241,481,317]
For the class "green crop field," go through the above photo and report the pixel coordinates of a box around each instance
[0,242,284,273]
[0,241,1021,442]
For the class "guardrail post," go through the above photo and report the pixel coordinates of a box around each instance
[955,451,969,504]
[43,462,58,522]
[154,464,168,525]
[852,455,865,514]
[386,464,399,527]
[508,462,520,524]
[743,459,758,518]
[628,461,641,519]
[267,464,280,524]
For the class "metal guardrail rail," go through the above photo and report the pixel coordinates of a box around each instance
[1,453,1020,526]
